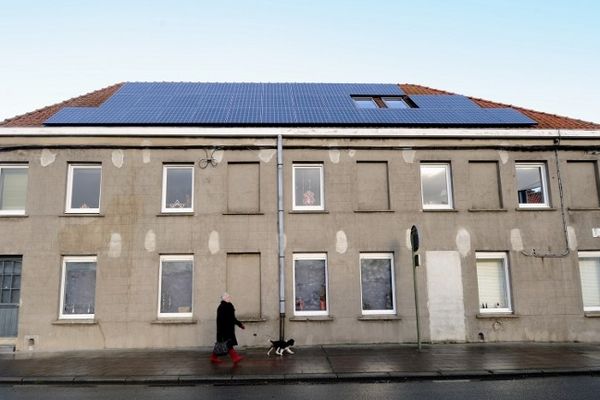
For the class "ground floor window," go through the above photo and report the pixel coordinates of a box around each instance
[159,255,193,318]
[476,252,512,313]
[360,253,396,315]
[60,256,97,319]
[293,253,328,316]
[578,252,600,312]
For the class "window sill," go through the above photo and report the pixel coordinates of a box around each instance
[422,208,458,213]
[584,312,600,318]
[0,214,28,218]
[357,315,401,321]
[476,313,518,319]
[60,213,104,217]
[151,318,198,325]
[515,207,556,211]
[569,207,600,212]
[222,212,264,216]
[238,317,267,323]
[289,316,334,322]
[52,319,97,325]
[289,210,329,214]
[156,212,195,217]
[354,210,394,213]
[468,208,508,213]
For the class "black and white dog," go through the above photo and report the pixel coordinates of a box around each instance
[267,338,295,356]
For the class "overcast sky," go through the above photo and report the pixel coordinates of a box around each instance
[1,0,598,123]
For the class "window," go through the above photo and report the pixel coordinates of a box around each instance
[382,97,410,109]
[159,255,193,318]
[0,165,28,215]
[60,256,97,319]
[293,253,328,316]
[66,164,102,213]
[352,97,378,109]
[516,163,549,208]
[162,165,194,213]
[420,163,453,209]
[476,252,512,313]
[293,164,324,211]
[351,96,413,109]
[578,252,600,312]
[360,253,396,315]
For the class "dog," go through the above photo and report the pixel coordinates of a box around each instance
[267,338,295,356]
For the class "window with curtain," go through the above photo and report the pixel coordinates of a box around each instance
[420,163,453,209]
[162,165,194,212]
[159,255,193,317]
[0,165,28,215]
[360,253,396,315]
[60,256,97,319]
[293,253,328,316]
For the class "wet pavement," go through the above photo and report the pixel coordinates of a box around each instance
[1,343,600,384]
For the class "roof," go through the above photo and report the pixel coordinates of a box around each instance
[1,82,598,129]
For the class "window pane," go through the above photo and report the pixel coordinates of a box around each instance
[361,257,394,311]
[166,168,193,209]
[382,97,409,109]
[579,257,600,309]
[294,167,322,207]
[477,258,509,310]
[0,168,28,211]
[71,167,101,209]
[295,259,327,312]
[421,165,450,206]
[353,97,378,109]
[63,261,96,315]
[517,166,545,204]
[161,260,193,314]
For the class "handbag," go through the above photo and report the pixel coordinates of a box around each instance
[213,340,229,356]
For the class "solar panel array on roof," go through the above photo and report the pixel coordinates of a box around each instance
[44,82,537,126]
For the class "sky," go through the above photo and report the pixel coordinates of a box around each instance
[0,0,598,123]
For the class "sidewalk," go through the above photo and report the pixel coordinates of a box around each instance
[1,343,600,384]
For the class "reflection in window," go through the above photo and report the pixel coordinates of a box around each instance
[360,254,395,315]
[516,163,548,207]
[162,165,194,212]
[476,253,512,313]
[159,256,193,317]
[60,257,96,319]
[352,97,378,109]
[382,97,410,109]
[293,164,324,210]
[66,165,102,213]
[420,164,453,209]
[0,165,28,215]
[294,254,328,316]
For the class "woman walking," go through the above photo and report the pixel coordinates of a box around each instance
[211,293,245,364]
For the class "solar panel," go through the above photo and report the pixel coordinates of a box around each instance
[44,82,536,126]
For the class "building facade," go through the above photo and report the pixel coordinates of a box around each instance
[1,82,599,352]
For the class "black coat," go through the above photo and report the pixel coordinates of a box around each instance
[216,301,243,346]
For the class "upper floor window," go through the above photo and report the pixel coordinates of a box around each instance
[420,163,453,209]
[0,164,28,215]
[352,97,378,109]
[66,164,102,213]
[162,165,194,213]
[352,96,413,109]
[516,163,549,208]
[293,164,324,211]
[382,97,410,109]
[578,252,600,312]
[476,252,512,314]
[60,256,97,319]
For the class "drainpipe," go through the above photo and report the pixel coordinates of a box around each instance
[277,135,286,341]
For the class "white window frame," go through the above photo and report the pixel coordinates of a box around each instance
[59,256,97,320]
[578,251,600,312]
[293,253,329,317]
[0,164,28,216]
[161,165,195,213]
[420,163,454,210]
[292,164,325,211]
[476,252,512,314]
[158,255,194,318]
[65,164,102,214]
[359,253,396,315]
[516,162,550,208]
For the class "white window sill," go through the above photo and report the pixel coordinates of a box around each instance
[151,318,198,325]
[53,319,97,325]
[357,315,401,321]
[476,313,518,319]
[289,316,334,322]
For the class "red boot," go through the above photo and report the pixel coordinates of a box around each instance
[210,352,223,364]
[228,348,244,364]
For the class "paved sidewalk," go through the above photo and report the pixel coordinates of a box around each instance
[1,343,600,384]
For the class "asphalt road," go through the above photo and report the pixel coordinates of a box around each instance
[1,376,599,399]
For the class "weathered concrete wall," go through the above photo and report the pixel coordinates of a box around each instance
[0,133,599,351]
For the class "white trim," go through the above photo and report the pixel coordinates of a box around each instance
[515,162,550,208]
[292,253,329,316]
[475,252,512,314]
[420,163,453,210]
[65,164,102,214]
[292,164,324,211]
[59,256,97,320]
[161,165,194,213]
[158,255,194,318]
[0,164,28,215]
[359,253,396,315]
[577,251,600,312]
[2,127,598,139]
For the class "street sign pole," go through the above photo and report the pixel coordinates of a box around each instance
[410,225,422,352]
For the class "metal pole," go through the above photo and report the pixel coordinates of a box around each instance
[277,135,286,341]
[412,251,422,351]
